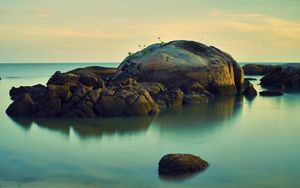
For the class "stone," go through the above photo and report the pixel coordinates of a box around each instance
[113,40,244,95]
[154,88,184,108]
[47,84,72,102]
[76,100,96,117]
[9,84,47,100]
[158,154,208,175]
[6,94,34,116]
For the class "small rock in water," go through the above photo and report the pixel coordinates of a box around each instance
[259,90,284,96]
[158,154,208,176]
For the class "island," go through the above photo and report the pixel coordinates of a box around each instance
[6,40,256,118]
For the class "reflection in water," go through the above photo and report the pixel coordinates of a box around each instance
[154,95,243,130]
[11,116,155,139]
[159,168,209,182]
[11,95,243,139]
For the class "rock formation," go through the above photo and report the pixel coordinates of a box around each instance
[6,40,250,118]
[260,63,300,91]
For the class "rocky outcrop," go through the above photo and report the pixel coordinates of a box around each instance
[242,64,278,75]
[6,40,250,118]
[113,40,244,95]
[260,64,300,91]
[158,154,208,175]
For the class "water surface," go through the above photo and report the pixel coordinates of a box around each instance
[0,63,300,188]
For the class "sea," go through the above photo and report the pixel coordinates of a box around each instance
[0,63,300,188]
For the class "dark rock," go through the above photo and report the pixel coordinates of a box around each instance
[260,64,300,91]
[67,66,117,82]
[95,86,159,116]
[113,40,244,95]
[181,82,214,100]
[242,64,278,75]
[154,88,184,109]
[158,154,208,175]
[76,100,96,117]
[242,80,257,99]
[47,71,79,86]
[259,90,284,96]
[6,94,34,116]
[10,84,47,100]
[47,84,72,102]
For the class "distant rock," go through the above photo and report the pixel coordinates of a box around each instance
[158,154,208,175]
[259,90,284,96]
[242,64,279,75]
[260,64,300,91]
[113,40,244,95]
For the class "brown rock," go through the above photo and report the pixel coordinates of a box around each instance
[6,94,34,116]
[158,154,208,175]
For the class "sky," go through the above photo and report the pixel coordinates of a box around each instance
[0,0,300,63]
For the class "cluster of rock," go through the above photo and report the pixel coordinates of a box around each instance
[243,63,300,95]
[260,64,300,91]
[7,40,253,118]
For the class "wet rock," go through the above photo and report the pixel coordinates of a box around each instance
[242,80,257,99]
[158,154,208,175]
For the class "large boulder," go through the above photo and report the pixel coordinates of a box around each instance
[158,154,208,175]
[113,40,244,95]
[260,64,300,90]
[242,64,278,75]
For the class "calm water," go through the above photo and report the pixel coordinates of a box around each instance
[0,63,300,188]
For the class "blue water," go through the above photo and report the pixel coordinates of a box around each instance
[0,63,300,188]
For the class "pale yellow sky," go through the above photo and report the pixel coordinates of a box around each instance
[0,0,300,63]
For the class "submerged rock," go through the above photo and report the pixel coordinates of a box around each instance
[158,154,208,175]
[259,90,284,96]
